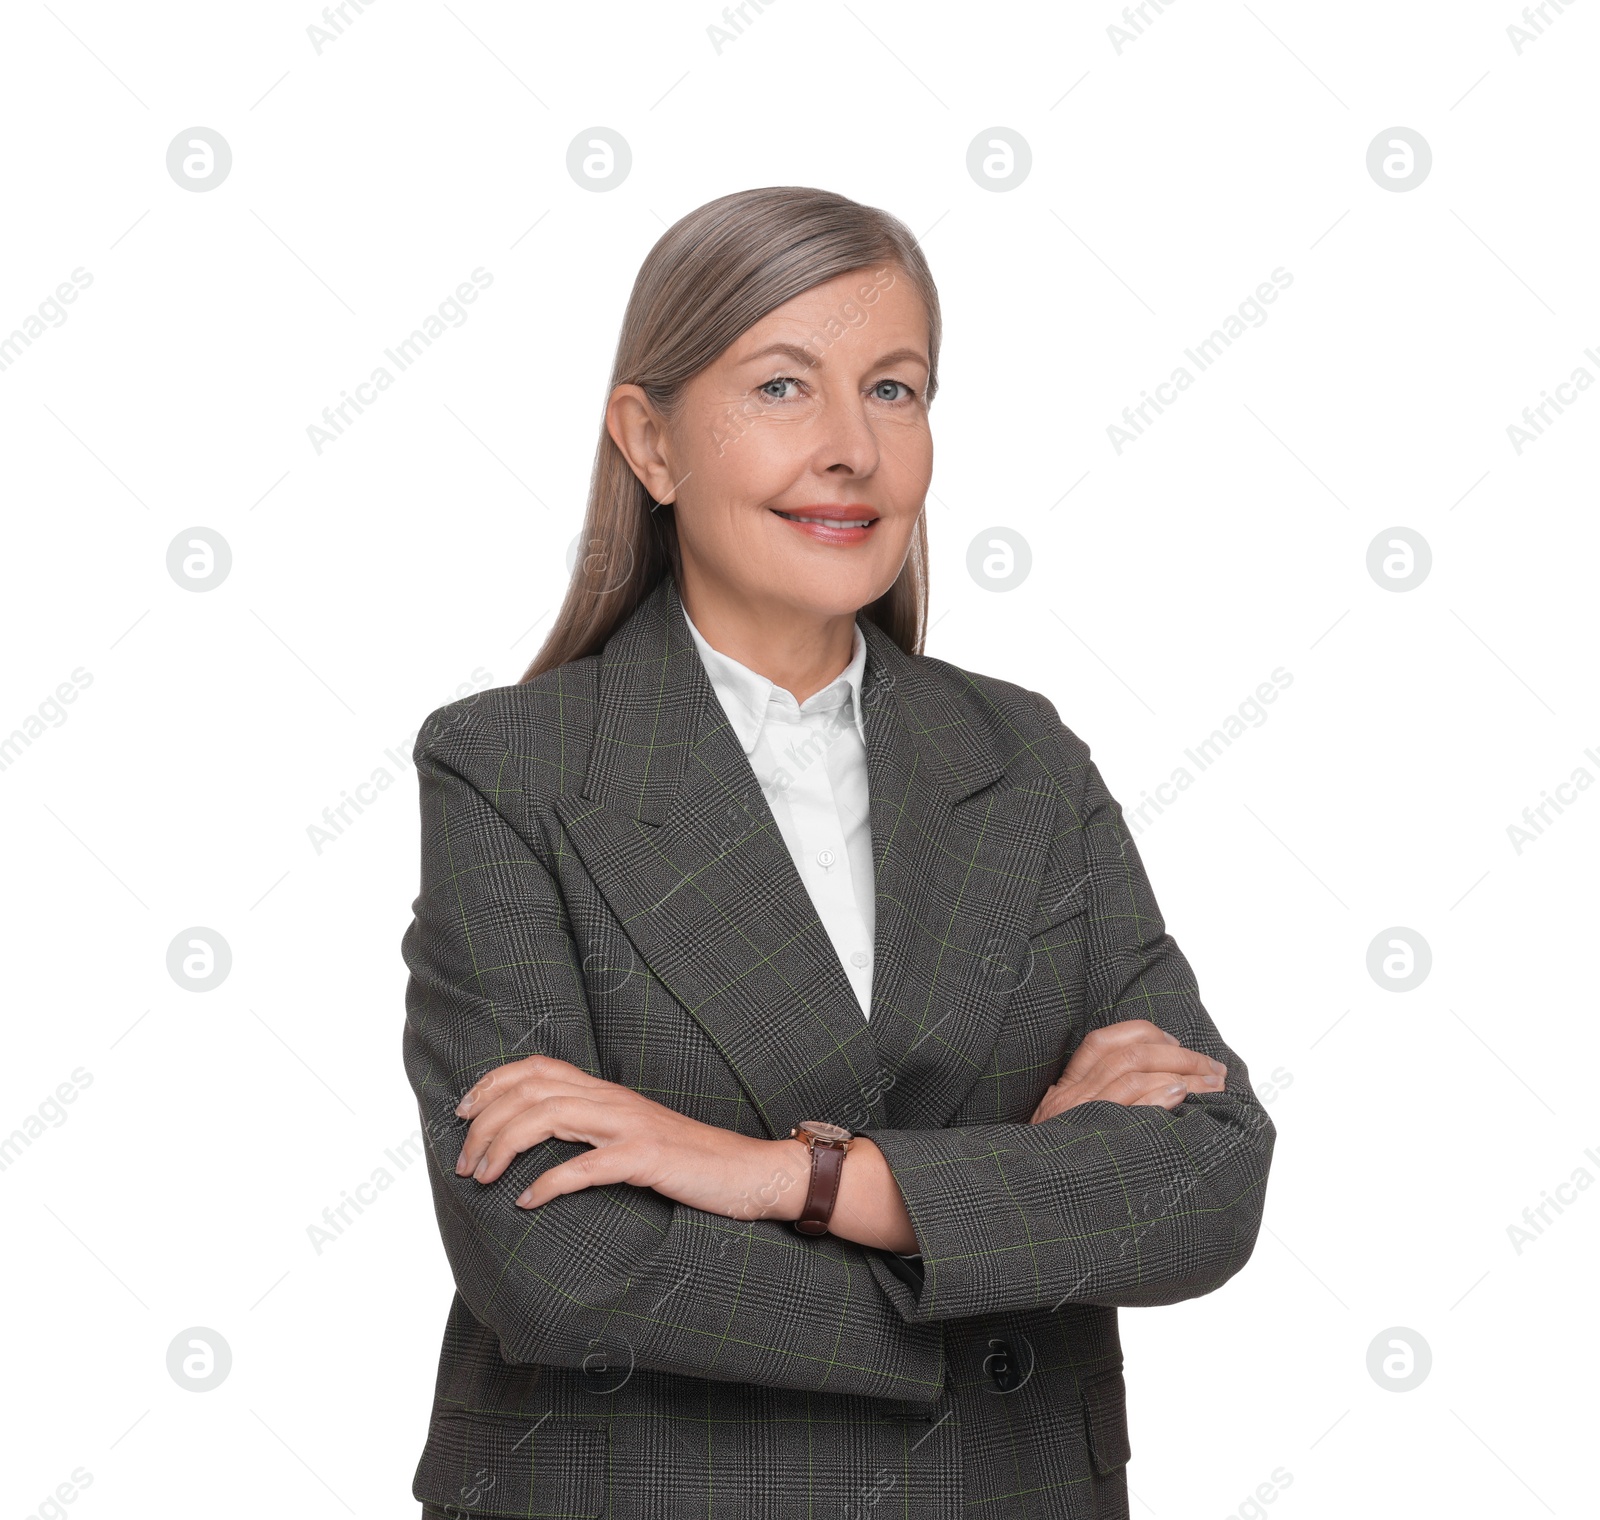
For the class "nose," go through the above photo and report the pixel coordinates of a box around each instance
[809,390,881,479]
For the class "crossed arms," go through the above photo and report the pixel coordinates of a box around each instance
[400,701,1275,1402]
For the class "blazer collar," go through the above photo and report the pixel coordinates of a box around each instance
[551,575,1056,1137]
[579,575,1004,820]
[679,599,869,755]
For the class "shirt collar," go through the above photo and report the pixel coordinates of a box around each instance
[681,604,869,756]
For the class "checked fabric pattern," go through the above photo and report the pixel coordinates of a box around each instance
[401,573,1276,1519]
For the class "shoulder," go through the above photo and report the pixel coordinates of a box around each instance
[914,650,1093,790]
[411,656,601,800]
[413,643,1098,801]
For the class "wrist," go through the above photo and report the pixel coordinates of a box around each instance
[831,1136,919,1255]
[775,1136,811,1221]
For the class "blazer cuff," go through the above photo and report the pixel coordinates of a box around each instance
[866,1247,926,1318]
[860,1098,1273,1324]
[861,1122,1069,1323]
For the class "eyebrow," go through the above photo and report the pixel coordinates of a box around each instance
[735,341,929,372]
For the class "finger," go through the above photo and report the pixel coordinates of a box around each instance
[517,1144,638,1209]
[1130,1075,1193,1109]
[456,1055,609,1118]
[1091,1070,1194,1108]
[455,1078,597,1175]
[456,1054,610,1117]
[1035,1066,1184,1120]
[459,1091,612,1182]
[1076,1020,1179,1055]
[456,1056,543,1116]
[1035,1049,1227,1120]
[1056,1022,1180,1082]
[1035,1086,1084,1121]
[1097,1045,1226,1085]
[1067,1044,1225,1095]
[1068,1067,1224,1103]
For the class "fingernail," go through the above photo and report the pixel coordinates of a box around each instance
[1206,1072,1223,1086]
[1210,1060,1225,1075]
[1166,1082,1185,1096]
[516,1189,534,1207]
[454,1152,470,1175]
[473,1156,488,1179]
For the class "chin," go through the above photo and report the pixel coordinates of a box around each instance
[760,577,879,621]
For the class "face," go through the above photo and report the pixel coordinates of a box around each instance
[609,264,933,623]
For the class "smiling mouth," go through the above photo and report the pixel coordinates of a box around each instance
[771,510,879,528]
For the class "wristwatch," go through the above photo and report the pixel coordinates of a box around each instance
[788,1120,854,1236]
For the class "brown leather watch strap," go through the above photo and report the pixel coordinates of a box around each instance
[790,1122,852,1236]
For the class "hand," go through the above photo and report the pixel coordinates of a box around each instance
[1029,1018,1226,1124]
[452,1053,806,1221]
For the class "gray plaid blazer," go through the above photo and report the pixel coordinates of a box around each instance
[401,573,1275,1520]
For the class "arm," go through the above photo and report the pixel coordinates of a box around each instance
[400,701,945,1401]
[817,1135,917,1253]
[858,700,1277,1325]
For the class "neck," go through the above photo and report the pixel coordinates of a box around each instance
[678,574,857,707]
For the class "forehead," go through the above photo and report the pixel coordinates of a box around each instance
[727,268,929,366]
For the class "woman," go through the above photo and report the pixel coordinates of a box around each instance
[401,186,1275,1520]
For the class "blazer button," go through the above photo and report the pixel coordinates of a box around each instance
[985,1338,1017,1392]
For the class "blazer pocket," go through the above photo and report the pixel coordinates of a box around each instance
[1079,1365,1132,1476]
[415,1410,606,1519]
[1029,895,1089,940]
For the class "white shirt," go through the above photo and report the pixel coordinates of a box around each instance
[681,607,876,1019]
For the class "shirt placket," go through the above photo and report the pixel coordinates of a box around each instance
[776,694,871,1017]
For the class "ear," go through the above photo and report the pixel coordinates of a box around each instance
[606,384,679,504]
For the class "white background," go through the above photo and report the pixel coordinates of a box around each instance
[1,2,1595,1516]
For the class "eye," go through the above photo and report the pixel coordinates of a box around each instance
[872,379,916,403]
[759,375,803,402]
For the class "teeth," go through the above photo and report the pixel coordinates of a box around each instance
[779,512,873,528]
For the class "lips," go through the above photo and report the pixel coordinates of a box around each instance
[769,507,879,546]
[771,507,879,528]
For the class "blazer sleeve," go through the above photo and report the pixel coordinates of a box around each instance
[400,700,946,1403]
[857,695,1276,1326]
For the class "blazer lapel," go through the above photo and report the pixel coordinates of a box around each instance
[553,576,1056,1142]
[855,615,1058,1130]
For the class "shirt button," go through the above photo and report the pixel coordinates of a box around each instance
[850,950,868,967]
[815,848,835,868]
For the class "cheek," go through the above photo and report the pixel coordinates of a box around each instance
[689,415,813,508]
[885,417,934,474]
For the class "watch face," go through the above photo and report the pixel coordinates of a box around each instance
[797,1120,852,1144]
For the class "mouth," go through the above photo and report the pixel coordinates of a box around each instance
[770,507,880,533]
